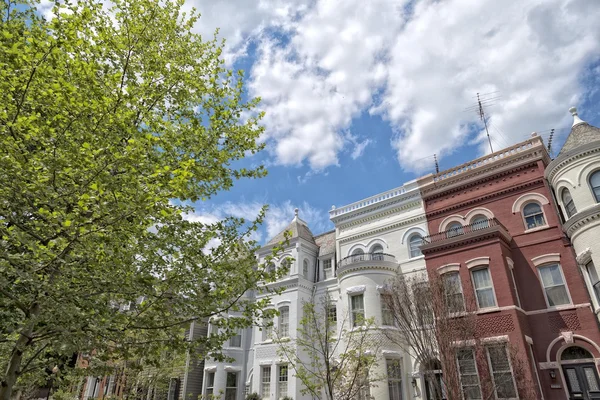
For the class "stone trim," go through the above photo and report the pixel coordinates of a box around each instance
[382,350,403,359]
[465,257,490,269]
[437,263,460,275]
[338,215,427,243]
[576,248,593,265]
[511,192,550,213]
[546,140,600,181]
[332,194,422,227]
[346,285,366,294]
[506,257,515,269]
[531,253,561,267]
[481,335,509,343]
[563,203,600,238]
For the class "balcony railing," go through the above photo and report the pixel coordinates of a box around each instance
[422,218,504,244]
[337,253,396,269]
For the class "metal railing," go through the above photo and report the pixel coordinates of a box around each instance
[422,218,503,244]
[337,252,396,268]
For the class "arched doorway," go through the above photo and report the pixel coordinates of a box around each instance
[421,359,445,400]
[561,346,600,399]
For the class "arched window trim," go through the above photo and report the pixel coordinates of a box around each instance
[561,188,577,218]
[589,170,600,203]
[408,233,423,259]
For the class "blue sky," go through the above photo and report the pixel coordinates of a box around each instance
[170,0,600,244]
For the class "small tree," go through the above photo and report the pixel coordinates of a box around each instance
[383,272,539,400]
[275,294,382,400]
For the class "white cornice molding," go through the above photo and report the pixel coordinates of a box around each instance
[336,199,423,230]
[338,214,427,243]
[546,141,600,182]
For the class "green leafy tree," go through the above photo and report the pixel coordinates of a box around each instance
[275,295,381,400]
[0,0,283,398]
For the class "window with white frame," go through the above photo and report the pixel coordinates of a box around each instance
[262,316,273,341]
[457,348,482,399]
[443,272,465,313]
[586,261,600,304]
[323,258,332,279]
[381,294,394,326]
[278,365,288,399]
[413,283,434,326]
[387,359,403,400]
[327,303,337,323]
[281,258,291,277]
[303,259,309,279]
[590,170,600,203]
[352,248,365,262]
[486,344,517,399]
[561,188,577,218]
[350,294,365,327]
[471,215,490,230]
[225,372,238,400]
[229,329,242,348]
[508,267,521,309]
[538,264,570,307]
[523,202,546,230]
[446,222,464,237]
[371,244,384,260]
[278,307,289,338]
[471,267,496,309]
[261,366,271,400]
[409,234,423,258]
[205,372,215,397]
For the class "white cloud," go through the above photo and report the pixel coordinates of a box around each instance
[190,0,600,173]
[184,200,331,244]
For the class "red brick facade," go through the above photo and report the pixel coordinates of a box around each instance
[419,136,600,400]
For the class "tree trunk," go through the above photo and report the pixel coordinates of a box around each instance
[0,304,38,400]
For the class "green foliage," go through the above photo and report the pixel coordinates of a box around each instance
[0,0,283,397]
[245,393,260,400]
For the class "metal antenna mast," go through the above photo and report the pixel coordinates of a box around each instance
[465,91,501,154]
[547,128,555,156]
[433,154,439,174]
[477,92,494,153]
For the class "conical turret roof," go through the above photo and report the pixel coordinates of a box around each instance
[266,208,316,246]
[559,107,600,155]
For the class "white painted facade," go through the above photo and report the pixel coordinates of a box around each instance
[202,180,430,400]
[546,107,600,320]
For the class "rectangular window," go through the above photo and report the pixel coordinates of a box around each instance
[443,272,465,314]
[457,348,482,399]
[167,378,178,400]
[229,329,242,348]
[387,359,403,400]
[351,294,365,327]
[279,307,289,338]
[261,366,271,400]
[472,268,496,309]
[278,365,288,399]
[538,264,570,307]
[381,294,394,326]
[586,261,600,304]
[413,283,434,326]
[528,343,543,399]
[509,267,521,308]
[225,372,238,400]
[205,372,215,397]
[487,344,517,399]
[262,316,273,341]
[323,259,332,279]
[327,304,337,323]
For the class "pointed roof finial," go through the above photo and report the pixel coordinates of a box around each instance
[294,208,299,218]
[570,106,585,127]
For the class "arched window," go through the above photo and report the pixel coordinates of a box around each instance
[561,188,577,218]
[409,234,423,258]
[562,346,593,361]
[303,259,309,279]
[471,215,489,230]
[281,258,292,276]
[523,202,545,229]
[590,171,600,203]
[351,248,365,262]
[446,222,464,238]
[267,263,275,274]
[371,244,383,261]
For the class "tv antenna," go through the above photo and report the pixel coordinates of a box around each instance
[433,154,439,174]
[464,91,501,153]
[547,128,555,157]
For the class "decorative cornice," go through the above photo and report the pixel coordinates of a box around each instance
[339,214,427,243]
[425,178,545,218]
[576,248,593,266]
[546,140,600,182]
[330,189,421,224]
[563,203,600,238]
[422,147,546,200]
[336,199,423,230]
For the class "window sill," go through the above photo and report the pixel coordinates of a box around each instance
[545,304,575,312]
[261,339,273,344]
[523,225,550,234]
[476,307,501,315]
